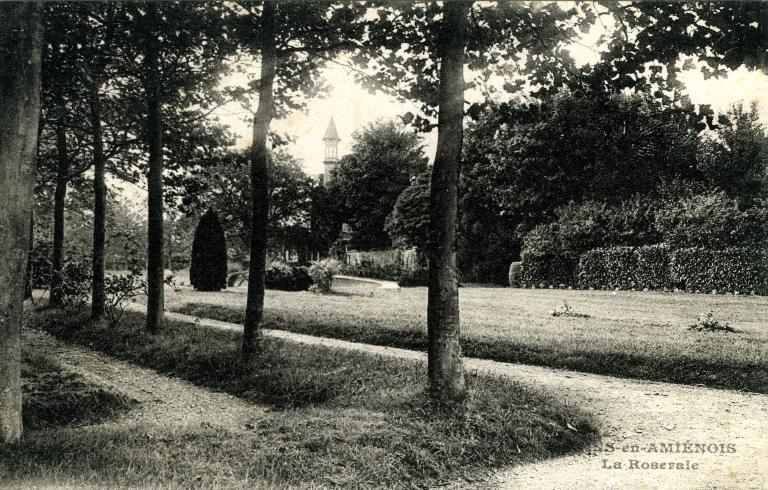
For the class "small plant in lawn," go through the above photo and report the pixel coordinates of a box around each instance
[308,258,340,293]
[687,312,736,333]
[550,301,590,318]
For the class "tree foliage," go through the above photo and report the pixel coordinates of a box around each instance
[331,120,428,250]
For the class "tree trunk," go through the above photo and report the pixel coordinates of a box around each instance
[242,1,276,359]
[427,1,470,406]
[24,211,33,300]
[90,87,106,321]
[144,2,164,333]
[0,2,42,444]
[49,122,68,307]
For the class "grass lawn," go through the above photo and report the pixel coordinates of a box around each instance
[11,307,598,489]
[163,283,768,393]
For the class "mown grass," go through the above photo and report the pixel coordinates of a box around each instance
[21,347,136,431]
[164,285,768,393]
[12,308,599,489]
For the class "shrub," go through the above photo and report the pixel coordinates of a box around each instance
[508,262,522,288]
[655,191,766,249]
[308,258,340,294]
[54,253,92,310]
[519,253,577,288]
[671,247,768,294]
[190,209,228,292]
[634,244,672,290]
[264,261,312,292]
[577,247,637,290]
[342,255,402,281]
[398,267,428,287]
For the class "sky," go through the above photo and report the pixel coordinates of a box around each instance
[212,51,768,179]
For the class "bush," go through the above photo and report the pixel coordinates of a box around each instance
[264,261,312,292]
[342,255,402,281]
[190,209,228,292]
[308,259,340,294]
[671,247,768,294]
[398,267,428,287]
[634,244,672,290]
[577,247,637,290]
[519,253,577,288]
[655,191,766,249]
[54,253,92,310]
[508,262,522,288]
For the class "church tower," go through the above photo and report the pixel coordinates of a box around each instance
[322,117,340,185]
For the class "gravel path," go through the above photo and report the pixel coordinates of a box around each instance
[26,329,265,431]
[138,305,768,489]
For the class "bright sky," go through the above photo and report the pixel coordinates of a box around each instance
[214,54,768,179]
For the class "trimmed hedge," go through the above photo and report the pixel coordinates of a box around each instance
[634,244,672,290]
[577,245,671,291]
[670,248,768,294]
[519,253,578,288]
[577,247,636,290]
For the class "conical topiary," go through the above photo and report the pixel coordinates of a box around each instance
[190,208,228,291]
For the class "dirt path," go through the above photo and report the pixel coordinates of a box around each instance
[138,305,768,489]
[26,329,265,431]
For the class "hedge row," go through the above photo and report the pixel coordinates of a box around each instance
[577,245,671,291]
[514,245,768,295]
[670,248,768,295]
[516,253,578,288]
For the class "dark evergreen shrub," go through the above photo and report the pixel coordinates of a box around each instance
[577,247,638,290]
[190,209,228,292]
[519,253,578,288]
[264,262,312,291]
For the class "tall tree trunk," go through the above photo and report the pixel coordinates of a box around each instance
[49,122,68,307]
[144,2,164,333]
[24,211,33,300]
[427,1,470,406]
[242,1,276,358]
[90,87,106,321]
[0,2,42,444]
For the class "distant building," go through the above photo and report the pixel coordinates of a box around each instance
[322,117,340,185]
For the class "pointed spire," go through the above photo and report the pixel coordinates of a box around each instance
[323,117,340,141]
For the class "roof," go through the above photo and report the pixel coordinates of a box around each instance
[323,117,340,141]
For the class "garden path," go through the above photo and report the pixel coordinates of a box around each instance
[129,304,768,490]
[26,328,266,431]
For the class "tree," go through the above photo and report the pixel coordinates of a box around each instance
[183,149,314,260]
[424,1,471,404]
[355,1,599,404]
[190,209,228,291]
[385,169,431,251]
[331,120,428,250]
[0,2,42,444]
[233,1,366,358]
[697,103,768,201]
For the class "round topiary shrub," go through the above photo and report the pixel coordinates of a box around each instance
[189,209,228,292]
